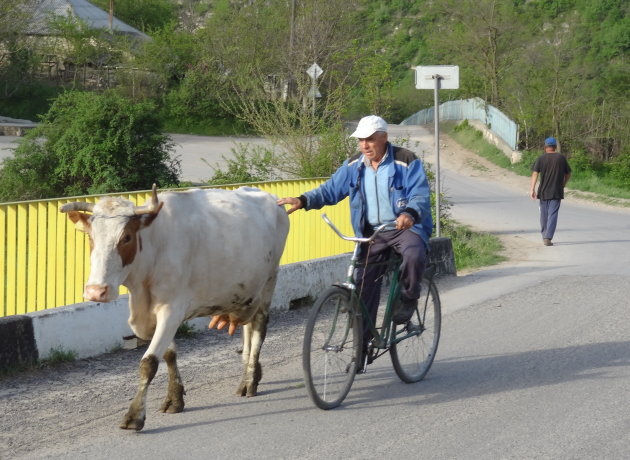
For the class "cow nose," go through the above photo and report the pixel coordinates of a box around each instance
[84,284,109,302]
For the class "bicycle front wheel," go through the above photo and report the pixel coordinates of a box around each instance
[390,277,441,383]
[303,287,361,410]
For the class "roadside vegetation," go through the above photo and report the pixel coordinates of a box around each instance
[445,121,630,205]
[443,224,506,272]
[1,0,626,270]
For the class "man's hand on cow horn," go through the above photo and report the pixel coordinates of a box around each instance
[277,197,303,215]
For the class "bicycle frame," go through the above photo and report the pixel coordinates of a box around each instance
[322,214,423,354]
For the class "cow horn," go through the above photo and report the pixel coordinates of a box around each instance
[133,184,161,215]
[60,202,95,213]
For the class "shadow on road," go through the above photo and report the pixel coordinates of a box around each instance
[346,340,630,409]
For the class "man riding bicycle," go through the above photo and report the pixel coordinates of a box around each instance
[277,115,433,369]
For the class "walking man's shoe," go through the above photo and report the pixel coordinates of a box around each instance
[543,238,553,246]
[393,298,417,324]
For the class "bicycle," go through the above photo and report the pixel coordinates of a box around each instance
[302,213,442,410]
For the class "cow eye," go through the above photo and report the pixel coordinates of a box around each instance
[121,234,133,245]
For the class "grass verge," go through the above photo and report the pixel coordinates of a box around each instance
[445,223,506,272]
[442,120,630,205]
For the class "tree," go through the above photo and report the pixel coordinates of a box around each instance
[0,90,180,201]
[184,0,364,177]
[426,0,525,108]
[0,0,42,98]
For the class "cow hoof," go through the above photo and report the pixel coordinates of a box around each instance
[160,382,185,413]
[235,382,258,397]
[120,412,145,431]
[160,397,185,414]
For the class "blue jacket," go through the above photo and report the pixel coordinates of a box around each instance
[302,142,433,247]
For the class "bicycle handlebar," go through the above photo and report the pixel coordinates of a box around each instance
[321,213,397,244]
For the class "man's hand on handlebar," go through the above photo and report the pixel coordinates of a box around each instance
[395,213,414,231]
[277,197,303,215]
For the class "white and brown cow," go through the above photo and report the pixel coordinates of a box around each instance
[60,185,289,431]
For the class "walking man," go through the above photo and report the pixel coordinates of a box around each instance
[530,137,571,246]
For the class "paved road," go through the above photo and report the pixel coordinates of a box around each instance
[2,125,630,458]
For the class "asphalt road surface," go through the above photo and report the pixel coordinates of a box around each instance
[1,125,629,459]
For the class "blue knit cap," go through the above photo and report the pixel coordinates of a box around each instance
[545,137,557,147]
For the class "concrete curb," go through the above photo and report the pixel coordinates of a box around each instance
[1,238,455,372]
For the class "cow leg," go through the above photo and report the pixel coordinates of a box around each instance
[120,305,183,431]
[120,355,158,431]
[236,308,268,397]
[160,343,186,414]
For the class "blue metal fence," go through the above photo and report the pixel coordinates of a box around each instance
[401,97,519,150]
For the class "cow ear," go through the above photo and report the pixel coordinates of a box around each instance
[67,211,91,233]
[140,201,164,229]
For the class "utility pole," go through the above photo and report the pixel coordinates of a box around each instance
[286,0,296,101]
[108,0,113,32]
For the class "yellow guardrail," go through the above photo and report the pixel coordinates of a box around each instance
[0,179,352,317]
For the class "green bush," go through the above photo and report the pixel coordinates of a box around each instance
[207,144,276,185]
[0,90,180,201]
[0,82,63,121]
[568,149,595,173]
[609,150,630,188]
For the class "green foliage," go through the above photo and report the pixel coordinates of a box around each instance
[207,123,354,184]
[568,149,595,173]
[446,121,513,169]
[511,150,540,177]
[0,0,40,98]
[297,124,355,178]
[159,62,237,133]
[445,119,630,202]
[4,0,630,194]
[443,224,506,271]
[135,23,199,90]
[44,347,77,365]
[47,16,124,70]
[359,50,394,119]
[609,150,630,188]
[0,90,180,201]
[207,144,276,185]
[0,83,62,120]
[90,0,177,32]
[175,321,198,339]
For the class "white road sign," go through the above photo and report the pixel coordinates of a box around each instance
[415,65,459,89]
[306,63,323,80]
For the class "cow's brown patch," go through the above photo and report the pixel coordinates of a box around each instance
[118,218,142,267]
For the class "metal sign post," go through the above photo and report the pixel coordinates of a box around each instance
[306,63,323,117]
[415,65,459,237]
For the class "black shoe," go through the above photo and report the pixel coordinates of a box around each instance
[393,298,417,324]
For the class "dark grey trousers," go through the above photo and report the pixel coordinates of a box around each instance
[540,199,561,240]
[354,229,427,347]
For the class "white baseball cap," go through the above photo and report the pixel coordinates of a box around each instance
[350,115,388,138]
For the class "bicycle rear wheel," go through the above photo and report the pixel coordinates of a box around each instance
[303,286,361,410]
[390,277,441,383]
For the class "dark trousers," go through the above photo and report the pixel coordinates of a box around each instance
[540,199,561,240]
[354,229,427,349]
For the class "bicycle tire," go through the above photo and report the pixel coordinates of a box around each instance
[303,286,362,410]
[390,277,441,383]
